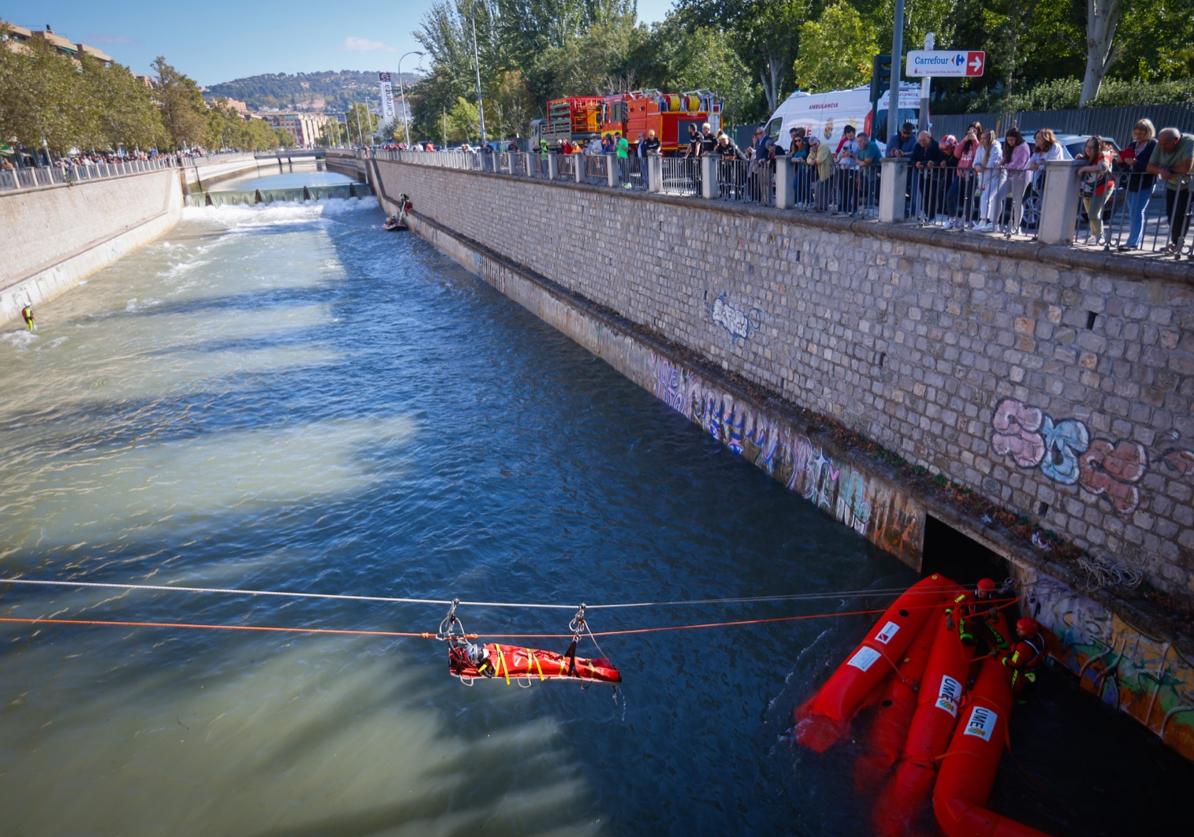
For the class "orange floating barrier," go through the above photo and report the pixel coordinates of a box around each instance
[794,574,956,752]
[932,612,1051,837]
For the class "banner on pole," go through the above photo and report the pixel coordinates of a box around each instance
[379,72,395,122]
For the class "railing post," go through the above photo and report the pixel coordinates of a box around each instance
[547,154,558,180]
[574,156,584,183]
[648,155,662,193]
[879,158,907,223]
[606,154,618,188]
[774,157,792,209]
[1037,160,1083,245]
[700,155,717,200]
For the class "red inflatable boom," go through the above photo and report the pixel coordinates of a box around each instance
[873,580,972,836]
[794,574,956,752]
[932,613,1051,837]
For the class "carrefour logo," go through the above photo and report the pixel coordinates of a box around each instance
[954,54,965,66]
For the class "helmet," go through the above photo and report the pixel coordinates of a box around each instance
[1016,617,1039,635]
[976,578,997,594]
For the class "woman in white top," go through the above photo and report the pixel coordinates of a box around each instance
[1028,128,1071,193]
[972,130,1005,230]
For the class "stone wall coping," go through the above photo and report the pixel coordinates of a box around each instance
[408,203,1194,659]
[385,160,1194,285]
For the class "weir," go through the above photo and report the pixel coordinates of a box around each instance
[358,152,1194,761]
[184,181,374,207]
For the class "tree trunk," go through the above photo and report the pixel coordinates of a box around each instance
[1080,0,1124,107]
[762,58,785,115]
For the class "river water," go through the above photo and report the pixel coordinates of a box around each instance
[0,193,1189,835]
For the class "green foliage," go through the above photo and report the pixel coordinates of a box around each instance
[446,96,481,142]
[152,56,208,149]
[345,102,378,143]
[206,70,415,114]
[0,36,86,154]
[964,75,1194,112]
[794,1,877,92]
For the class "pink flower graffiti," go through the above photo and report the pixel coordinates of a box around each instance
[1077,440,1148,515]
[991,398,1046,467]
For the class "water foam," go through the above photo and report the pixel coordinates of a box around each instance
[181,198,375,230]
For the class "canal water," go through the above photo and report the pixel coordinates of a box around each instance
[0,195,1189,835]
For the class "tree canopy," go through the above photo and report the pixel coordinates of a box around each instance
[408,0,1191,139]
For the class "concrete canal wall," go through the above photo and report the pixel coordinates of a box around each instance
[368,158,1194,760]
[0,169,183,327]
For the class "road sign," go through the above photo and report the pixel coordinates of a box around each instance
[905,50,985,78]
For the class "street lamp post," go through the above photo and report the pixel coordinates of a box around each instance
[888,0,906,143]
[469,2,486,145]
[397,50,423,148]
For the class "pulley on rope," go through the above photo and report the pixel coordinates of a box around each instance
[445,599,622,687]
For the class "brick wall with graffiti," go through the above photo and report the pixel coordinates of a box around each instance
[654,357,925,564]
[391,168,1194,759]
[1018,563,1194,760]
[374,160,1193,608]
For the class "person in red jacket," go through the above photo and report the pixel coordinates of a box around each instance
[1003,617,1046,695]
[945,577,1007,652]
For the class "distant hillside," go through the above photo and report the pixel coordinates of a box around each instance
[206,70,419,113]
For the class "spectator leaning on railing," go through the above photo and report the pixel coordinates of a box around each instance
[994,128,1032,235]
[1115,119,1157,252]
[1075,135,1117,246]
[974,129,1006,231]
[1146,127,1194,254]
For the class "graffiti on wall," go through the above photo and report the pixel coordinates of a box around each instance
[990,398,1149,514]
[1018,564,1194,761]
[710,292,758,344]
[653,355,925,564]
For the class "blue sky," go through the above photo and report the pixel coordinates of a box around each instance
[1,1,675,86]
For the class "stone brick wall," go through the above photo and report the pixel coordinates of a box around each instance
[374,161,1194,606]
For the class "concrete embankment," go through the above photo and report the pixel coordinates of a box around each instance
[366,157,1194,761]
[0,169,183,327]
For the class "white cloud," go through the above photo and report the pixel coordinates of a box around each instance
[343,36,394,53]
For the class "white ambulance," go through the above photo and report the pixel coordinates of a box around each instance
[764,83,922,152]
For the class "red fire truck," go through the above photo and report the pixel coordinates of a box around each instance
[531,90,722,154]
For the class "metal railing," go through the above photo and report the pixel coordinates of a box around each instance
[661,157,699,196]
[715,158,773,205]
[362,149,1192,263]
[1076,173,1192,257]
[581,154,609,186]
[0,157,176,193]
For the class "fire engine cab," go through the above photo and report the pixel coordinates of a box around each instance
[531,90,722,154]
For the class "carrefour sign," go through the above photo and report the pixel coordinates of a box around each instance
[906,50,985,77]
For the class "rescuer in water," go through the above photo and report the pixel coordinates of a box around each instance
[20,304,35,331]
[945,577,1008,653]
[1003,617,1047,696]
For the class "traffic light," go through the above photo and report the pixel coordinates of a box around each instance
[870,54,892,111]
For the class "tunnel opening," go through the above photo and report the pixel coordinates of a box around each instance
[921,515,1013,588]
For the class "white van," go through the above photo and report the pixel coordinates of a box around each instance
[764,83,922,152]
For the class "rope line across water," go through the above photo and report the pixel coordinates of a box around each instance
[0,576,976,612]
[0,598,1019,642]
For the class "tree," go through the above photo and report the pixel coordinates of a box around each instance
[1079,0,1123,105]
[676,0,811,113]
[446,95,480,141]
[86,61,165,151]
[345,102,378,144]
[0,36,86,155]
[794,1,877,92]
[151,57,208,150]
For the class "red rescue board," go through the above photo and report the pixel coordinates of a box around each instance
[449,643,622,684]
